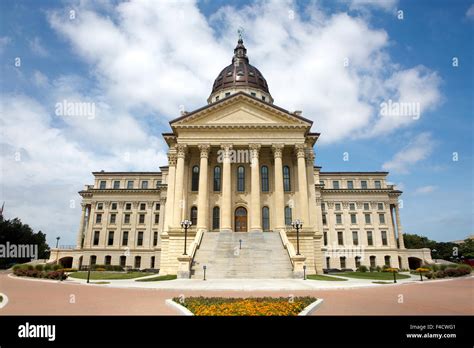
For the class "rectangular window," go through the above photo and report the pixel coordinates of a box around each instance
[137,232,143,246]
[155,203,160,211]
[323,232,328,246]
[108,231,114,246]
[374,180,381,189]
[97,202,103,210]
[122,231,128,246]
[284,207,292,226]
[378,203,384,210]
[340,257,346,269]
[225,92,231,97]
[336,214,342,224]
[125,203,132,210]
[332,181,340,189]
[96,214,102,224]
[111,202,117,210]
[379,213,386,224]
[105,256,111,266]
[322,214,327,225]
[154,214,159,224]
[337,231,344,245]
[349,203,355,211]
[365,214,371,224]
[99,181,106,189]
[352,231,358,245]
[370,256,376,268]
[93,231,100,245]
[381,231,388,245]
[326,257,330,269]
[384,255,391,266]
[361,180,368,189]
[153,232,158,246]
[251,92,256,97]
[120,256,126,267]
[141,181,148,189]
[335,203,341,211]
[156,180,162,188]
[110,214,116,224]
[113,180,120,189]
[320,180,325,186]
[350,214,357,224]
[127,180,134,189]
[124,214,130,224]
[321,203,326,212]
[347,180,354,189]
[139,214,145,224]
[140,203,146,211]
[367,231,373,246]
[363,203,370,211]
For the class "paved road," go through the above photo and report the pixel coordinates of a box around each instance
[0,273,472,315]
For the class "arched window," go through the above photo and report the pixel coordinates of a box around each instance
[191,166,199,191]
[284,206,292,226]
[261,165,269,192]
[262,206,270,231]
[237,166,245,192]
[212,206,220,230]
[191,206,198,226]
[283,166,291,191]
[213,166,221,192]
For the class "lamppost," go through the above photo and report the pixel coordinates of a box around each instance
[55,236,61,264]
[181,219,192,255]
[291,219,303,255]
[303,265,306,280]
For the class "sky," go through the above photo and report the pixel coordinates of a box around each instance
[0,0,473,246]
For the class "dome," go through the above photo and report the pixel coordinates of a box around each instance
[208,38,272,103]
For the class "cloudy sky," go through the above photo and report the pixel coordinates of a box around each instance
[0,0,472,246]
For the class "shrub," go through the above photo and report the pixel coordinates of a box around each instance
[44,264,53,271]
[26,265,34,271]
[357,265,368,273]
[457,264,472,274]
[52,264,62,271]
[376,266,382,272]
[425,272,434,279]
[439,264,448,271]
[35,264,44,271]
[60,268,78,272]
[95,268,106,272]
[435,270,446,278]
[430,264,439,272]
[369,267,376,272]
[12,264,22,271]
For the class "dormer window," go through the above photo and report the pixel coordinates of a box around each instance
[237,70,244,76]
[215,96,219,101]
[225,92,230,97]
[261,96,266,101]
[250,92,256,97]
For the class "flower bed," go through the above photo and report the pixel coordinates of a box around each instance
[173,296,317,316]
[13,268,68,280]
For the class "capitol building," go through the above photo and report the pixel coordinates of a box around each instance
[51,38,432,278]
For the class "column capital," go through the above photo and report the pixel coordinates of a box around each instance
[168,153,177,166]
[294,143,306,158]
[220,144,233,158]
[249,144,261,161]
[176,144,188,159]
[198,144,210,158]
[306,148,315,162]
[272,144,284,158]
[80,202,88,209]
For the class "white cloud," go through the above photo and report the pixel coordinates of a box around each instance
[466,4,474,19]
[348,0,398,12]
[414,185,437,194]
[32,70,49,87]
[382,132,435,174]
[28,36,49,57]
[0,36,11,54]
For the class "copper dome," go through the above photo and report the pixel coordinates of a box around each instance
[210,38,271,96]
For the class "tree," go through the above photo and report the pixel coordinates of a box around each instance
[403,233,471,261]
[0,215,50,269]
[403,233,436,250]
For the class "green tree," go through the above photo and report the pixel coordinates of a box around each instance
[0,215,50,269]
[459,239,474,259]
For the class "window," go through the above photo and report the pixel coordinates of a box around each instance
[122,231,128,246]
[141,181,148,189]
[374,180,381,189]
[377,203,384,210]
[251,92,256,97]
[110,214,116,224]
[261,166,269,192]
[213,207,220,230]
[365,214,371,224]
[90,255,97,266]
[153,232,158,246]
[350,214,357,224]
[349,203,355,211]
[379,214,386,224]
[96,214,102,224]
[381,231,388,246]
[156,180,161,188]
[151,256,155,268]
[192,165,199,191]
[154,214,159,224]
[137,232,143,246]
[215,96,219,101]
[322,214,327,225]
[370,256,376,268]
[323,232,328,246]
[191,206,198,226]
[111,202,117,210]
[99,181,106,189]
[225,92,231,97]
[105,255,111,266]
[134,256,141,268]
[367,231,373,246]
[140,203,146,211]
[326,257,330,269]
[352,231,359,245]
[283,166,291,191]
[321,203,326,212]
[139,214,145,224]
[155,203,160,210]
[363,203,370,211]
[127,180,134,189]
[120,256,126,267]
[262,206,270,231]
[125,203,132,210]
[384,255,391,267]
[361,180,368,189]
[113,180,120,189]
[332,181,340,189]
[124,214,130,224]
[213,166,221,191]
[355,256,361,268]
[347,180,354,189]
[237,166,245,192]
[93,231,100,245]
[97,203,103,210]
[106,231,114,246]
[284,206,292,226]
[337,231,344,245]
[340,257,346,269]
[320,180,325,186]
[262,96,266,101]
[335,203,341,211]
[336,214,342,224]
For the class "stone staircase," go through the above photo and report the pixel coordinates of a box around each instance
[191,231,293,279]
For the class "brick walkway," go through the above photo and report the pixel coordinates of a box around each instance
[0,273,472,315]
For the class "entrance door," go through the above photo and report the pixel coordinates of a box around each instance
[234,207,248,232]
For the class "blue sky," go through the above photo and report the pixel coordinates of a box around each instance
[0,0,473,246]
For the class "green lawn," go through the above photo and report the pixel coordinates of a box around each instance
[307,274,348,281]
[69,272,153,280]
[335,272,410,280]
[135,274,177,282]
[372,281,393,284]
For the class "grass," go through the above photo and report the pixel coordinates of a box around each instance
[335,272,410,280]
[372,281,393,284]
[69,271,153,280]
[91,281,110,284]
[307,274,348,281]
[135,274,177,282]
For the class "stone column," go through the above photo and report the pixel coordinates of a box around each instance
[221,144,233,231]
[83,201,95,248]
[394,203,405,249]
[272,144,285,229]
[249,144,262,232]
[158,196,166,239]
[295,144,310,225]
[163,152,177,232]
[197,144,210,231]
[76,203,87,249]
[173,144,187,227]
[305,148,317,229]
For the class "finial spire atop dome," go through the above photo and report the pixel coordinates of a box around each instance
[233,27,248,63]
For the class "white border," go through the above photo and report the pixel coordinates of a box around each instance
[298,298,324,316]
[165,299,194,316]
[0,292,9,309]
